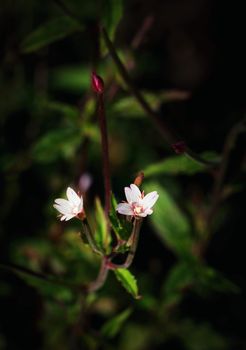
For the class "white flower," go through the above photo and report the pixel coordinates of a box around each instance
[116,184,159,218]
[53,187,84,221]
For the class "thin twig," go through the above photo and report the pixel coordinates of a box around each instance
[101,27,218,167]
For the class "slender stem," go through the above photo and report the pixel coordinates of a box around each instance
[97,93,111,215]
[87,257,109,293]
[107,218,142,269]
[81,219,102,255]
[101,27,218,167]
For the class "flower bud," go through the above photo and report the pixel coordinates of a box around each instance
[91,71,104,94]
[134,172,144,187]
[172,141,187,154]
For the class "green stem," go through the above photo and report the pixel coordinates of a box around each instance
[81,219,102,255]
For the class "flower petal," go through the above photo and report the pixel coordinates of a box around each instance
[54,198,72,210]
[142,191,159,209]
[124,184,142,204]
[66,187,81,206]
[116,203,133,216]
[64,214,75,221]
[53,203,71,215]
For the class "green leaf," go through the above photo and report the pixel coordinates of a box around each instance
[101,308,132,338]
[178,319,229,350]
[163,262,194,306]
[145,182,193,257]
[40,100,79,121]
[194,265,240,295]
[101,0,123,55]
[114,268,140,299]
[163,261,239,307]
[51,65,90,93]
[144,152,220,177]
[111,93,161,119]
[32,127,81,163]
[21,16,83,53]
[94,198,111,253]
[109,193,132,241]
[0,263,76,301]
[102,0,123,38]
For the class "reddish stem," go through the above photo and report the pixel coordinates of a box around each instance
[98,92,111,215]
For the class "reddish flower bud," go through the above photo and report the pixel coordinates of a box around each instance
[91,71,104,94]
[172,141,187,154]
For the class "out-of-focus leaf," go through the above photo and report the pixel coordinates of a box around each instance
[51,65,90,93]
[101,308,132,338]
[40,100,79,121]
[194,265,240,295]
[144,152,220,177]
[101,0,123,55]
[110,90,190,118]
[32,127,81,163]
[162,261,239,307]
[21,16,83,53]
[94,198,111,253]
[114,268,140,299]
[111,93,161,118]
[145,182,193,257]
[102,0,123,38]
[109,193,132,241]
[163,262,194,306]
[0,263,76,301]
[178,319,229,350]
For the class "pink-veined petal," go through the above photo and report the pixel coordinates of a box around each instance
[66,187,81,206]
[142,191,159,209]
[116,202,134,216]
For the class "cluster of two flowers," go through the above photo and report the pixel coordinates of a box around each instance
[54,184,159,221]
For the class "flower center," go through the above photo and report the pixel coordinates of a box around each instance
[132,203,143,215]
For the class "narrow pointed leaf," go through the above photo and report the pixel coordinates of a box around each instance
[94,198,111,253]
[114,268,140,299]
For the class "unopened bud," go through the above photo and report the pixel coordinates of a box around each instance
[172,141,187,154]
[134,172,144,187]
[91,71,104,94]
